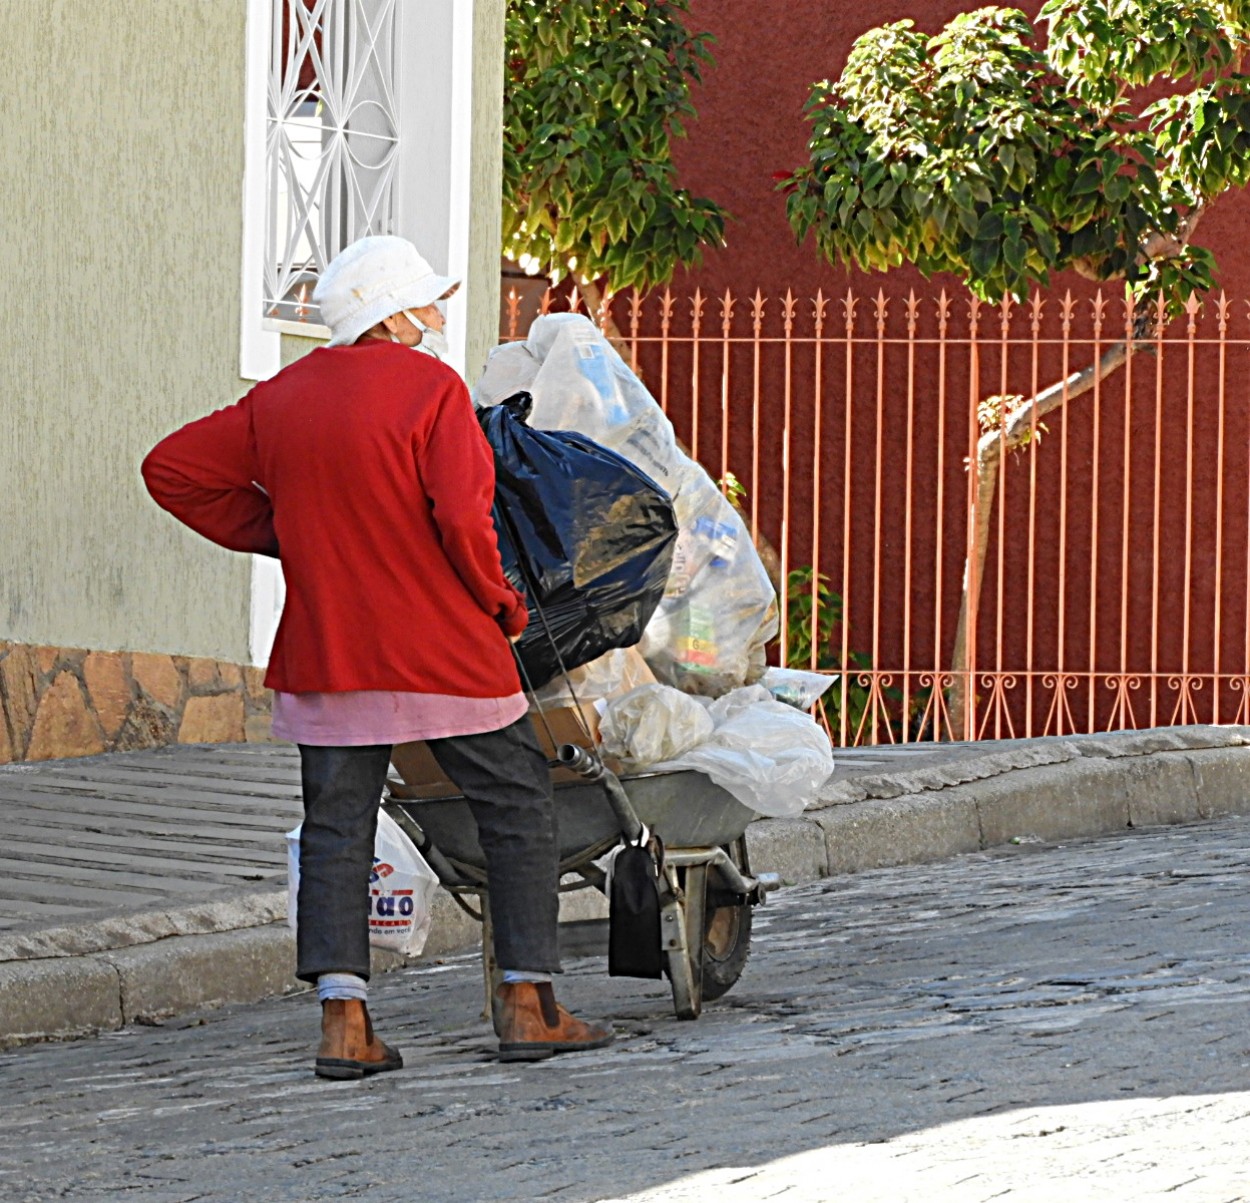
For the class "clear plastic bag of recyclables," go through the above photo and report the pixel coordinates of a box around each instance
[599,684,834,818]
[479,392,678,690]
[760,666,838,711]
[476,316,778,695]
[287,809,439,957]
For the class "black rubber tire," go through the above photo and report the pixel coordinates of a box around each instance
[700,899,752,1001]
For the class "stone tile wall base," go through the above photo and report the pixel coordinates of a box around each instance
[0,641,275,764]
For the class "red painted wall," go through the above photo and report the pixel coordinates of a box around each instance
[653,1,1250,729]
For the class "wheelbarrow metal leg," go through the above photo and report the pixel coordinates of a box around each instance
[681,863,708,1014]
[660,865,702,1020]
[480,895,505,1034]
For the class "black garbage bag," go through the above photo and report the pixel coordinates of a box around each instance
[478,392,677,690]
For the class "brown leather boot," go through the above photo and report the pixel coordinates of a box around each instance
[314,999,404,1080]
[496,982,614,1062]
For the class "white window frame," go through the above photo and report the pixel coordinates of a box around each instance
[240,0,477,664]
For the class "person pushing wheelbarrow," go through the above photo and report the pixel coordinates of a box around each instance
[142,235,612,1078]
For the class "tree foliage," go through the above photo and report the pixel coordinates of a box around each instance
[503,0,727,293]
[781,1,1250,310]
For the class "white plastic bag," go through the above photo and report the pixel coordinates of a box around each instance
[600,684,834,818]
[286,808,439,957]
[598,683,714,764]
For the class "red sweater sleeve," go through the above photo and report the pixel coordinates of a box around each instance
[141,395,279,557]
[417,382,528,637]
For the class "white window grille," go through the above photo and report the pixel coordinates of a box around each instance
[264,0,400,325]
[242,0,478,662]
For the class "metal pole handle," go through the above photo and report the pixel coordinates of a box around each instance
[555,744,644,844]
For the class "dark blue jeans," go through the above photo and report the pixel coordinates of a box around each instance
[295,715,560,982]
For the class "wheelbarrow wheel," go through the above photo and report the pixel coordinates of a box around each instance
[700,899,752,1001]
[663,838,757,1019]
[700,834,754,1002]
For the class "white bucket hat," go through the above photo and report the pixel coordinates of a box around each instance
[313,235,459,347]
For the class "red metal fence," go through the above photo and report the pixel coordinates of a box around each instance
[502,285,1250,746]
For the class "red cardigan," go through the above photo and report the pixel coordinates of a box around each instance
[142,342,527,697]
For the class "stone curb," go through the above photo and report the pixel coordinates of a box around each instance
[3,727,1247,1049]
[0,889,484,1050]
[744,727,1250,883]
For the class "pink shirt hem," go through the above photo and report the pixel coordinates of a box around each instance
[272,690,529,746]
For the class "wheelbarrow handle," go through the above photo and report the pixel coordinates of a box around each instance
[555,744,645,844]
[664,846,782,904]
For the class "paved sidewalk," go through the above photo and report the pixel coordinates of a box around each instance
[1,725,1248,1047]
[0,739,990,933]
[1,816,1247,1202]
[0,744,302,932]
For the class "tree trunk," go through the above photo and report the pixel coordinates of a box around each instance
[946,339,1136,736]
[947,451,1002,738]
[945,208,1204,738]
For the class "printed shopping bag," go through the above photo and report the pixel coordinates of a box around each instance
[286,808,439,957]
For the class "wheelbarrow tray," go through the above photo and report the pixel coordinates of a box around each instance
[388,769,755,872]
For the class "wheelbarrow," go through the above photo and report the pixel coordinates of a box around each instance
[382,741,780,1023]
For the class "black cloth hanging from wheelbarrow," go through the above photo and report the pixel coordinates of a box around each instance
[608,840,664,979]
[478,392,677,690]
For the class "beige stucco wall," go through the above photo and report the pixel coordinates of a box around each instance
[0,1,255,662]
[467,0,506,382]
[1,1,506,667]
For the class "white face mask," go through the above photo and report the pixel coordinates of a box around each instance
[392,308,448,361]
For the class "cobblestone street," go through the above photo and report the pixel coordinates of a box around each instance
[1,817,1248,1203]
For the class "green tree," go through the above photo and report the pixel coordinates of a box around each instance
[781,1,1250,732]
[503,0,727,320]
